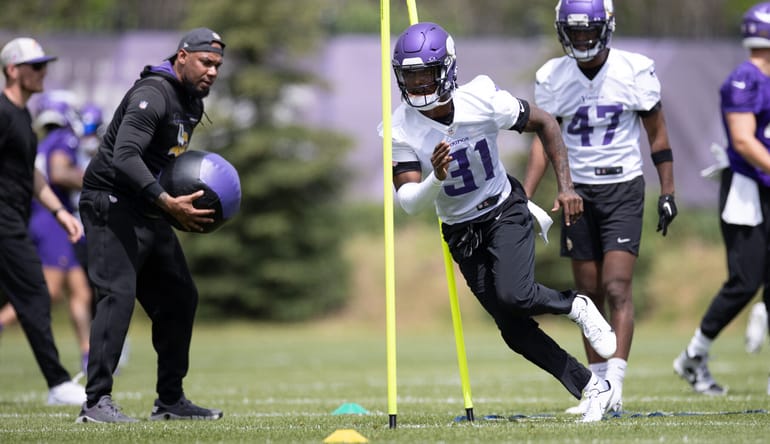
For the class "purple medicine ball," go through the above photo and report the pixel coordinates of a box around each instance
[159,150,241,233]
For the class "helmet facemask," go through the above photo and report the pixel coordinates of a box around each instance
[555,0,615,62]
[394,59,454,110]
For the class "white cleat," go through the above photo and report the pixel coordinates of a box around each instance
[569,294,617,359]
[581,380,620,423]
[47,380,86,406]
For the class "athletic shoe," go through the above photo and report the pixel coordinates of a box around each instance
[580,380,620,423]
[568,294,617,359]
[76,395,138,423]
[672,351,726,395]
[149,395,223,420]
[565,397,590,415]
[566,387,622,414]
[47,380,86,406]
[745,302,767,354]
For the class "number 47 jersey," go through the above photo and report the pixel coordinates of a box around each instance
[535,48,661,185]
[386,75,527,225]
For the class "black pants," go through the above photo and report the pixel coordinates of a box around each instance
[79,189,198,405]
[442,192,591,399]
[0,232,71,388]
[700,169,770,338]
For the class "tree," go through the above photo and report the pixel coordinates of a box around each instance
[176,0,352,320]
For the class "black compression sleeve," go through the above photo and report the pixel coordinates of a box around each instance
[509,99,530,133]
[393,160,421,176]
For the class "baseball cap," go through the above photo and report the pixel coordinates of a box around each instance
[167,27,225,61]
[1,37,57,67]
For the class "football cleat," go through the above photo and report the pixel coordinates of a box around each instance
[47,380,86,406]
[568,294,617,359]
[580,379,620,423]
[673,351,726,395]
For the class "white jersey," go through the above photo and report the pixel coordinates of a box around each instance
[535,48,660,184]
[383,75,526,224]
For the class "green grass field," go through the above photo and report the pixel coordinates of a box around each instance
[1,308,769,443]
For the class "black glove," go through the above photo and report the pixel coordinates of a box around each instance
[657,194,677,236]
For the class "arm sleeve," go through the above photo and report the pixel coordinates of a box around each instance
[112,85,167,198]
[396,172,442,215]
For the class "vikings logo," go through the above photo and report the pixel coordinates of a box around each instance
[168,123,190,157]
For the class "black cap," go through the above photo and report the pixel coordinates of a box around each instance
[167,27,225,61]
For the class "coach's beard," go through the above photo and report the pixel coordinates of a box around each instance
[185,82,211,99]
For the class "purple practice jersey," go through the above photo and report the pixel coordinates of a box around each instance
[28,127,82,269]
[33,126,80,212]
[720,60,770,187]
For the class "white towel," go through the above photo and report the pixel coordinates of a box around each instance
[527,200,554,244]
[721,172,763,226]
[700,143,730,179]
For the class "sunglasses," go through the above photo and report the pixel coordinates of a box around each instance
[21,62,47,71]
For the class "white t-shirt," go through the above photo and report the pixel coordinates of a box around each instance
[535,48,661,184]
[381,75,526,224]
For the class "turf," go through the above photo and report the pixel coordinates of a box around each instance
[1,313,769,443]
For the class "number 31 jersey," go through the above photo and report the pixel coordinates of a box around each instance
[386,75,526,225]
[535,48,661,185]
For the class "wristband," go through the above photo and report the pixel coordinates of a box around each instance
[651,148,673,165]
[51,207,64,217]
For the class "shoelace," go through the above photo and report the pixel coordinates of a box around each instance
[99,400,125,417]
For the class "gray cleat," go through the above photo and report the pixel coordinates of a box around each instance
[149,395,223,420]
[673,351,727,395]
[76,395,138,423]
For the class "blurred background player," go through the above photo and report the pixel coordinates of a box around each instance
[0,89,93,375]
[524,0,677,414]
[675,2,770,395]
[0,36,86,405]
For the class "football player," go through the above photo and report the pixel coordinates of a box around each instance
[676,1,770,396]
[380,21,619,422]
[524,0,677,413]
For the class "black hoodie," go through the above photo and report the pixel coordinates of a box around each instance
[82,60,204,215]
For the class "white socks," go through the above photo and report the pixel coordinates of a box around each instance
[686,328,712,358]
[588,362,608,379]
[605,358,627,386]
[585,359,626,396]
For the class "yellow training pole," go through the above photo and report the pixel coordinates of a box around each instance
[405,0,475,423]
[380,0,398,430]
[405,0,419,24]
[438,220,475,421]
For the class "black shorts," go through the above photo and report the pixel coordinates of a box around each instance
[561,175,645,260]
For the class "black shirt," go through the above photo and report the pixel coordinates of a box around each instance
[0,93,37,235]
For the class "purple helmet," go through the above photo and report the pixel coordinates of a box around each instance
[34,90,79,130]
[392,22,457,110]
[742,2,770,48]
[80,103,103,136]
[555,0,615,62]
